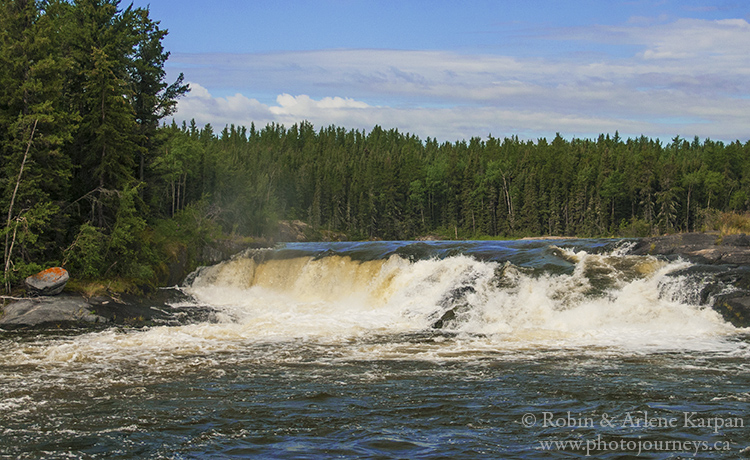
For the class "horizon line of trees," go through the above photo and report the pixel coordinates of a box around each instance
[162,120,750,241]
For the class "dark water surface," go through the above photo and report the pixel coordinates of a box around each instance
[2,240,749,459]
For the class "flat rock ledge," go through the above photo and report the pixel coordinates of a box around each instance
[0,291,214,330]
[629,232,750,264]
[1,295,102,327]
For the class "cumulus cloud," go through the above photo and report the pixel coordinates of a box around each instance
[176,84,722,142]
[175,83,273,126]
[168,18,750,142]
[175,85,376,131]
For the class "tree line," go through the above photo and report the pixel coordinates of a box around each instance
[162,121,750,242]
[3,1,750,292]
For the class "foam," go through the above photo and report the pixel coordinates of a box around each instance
[0,246,742,371]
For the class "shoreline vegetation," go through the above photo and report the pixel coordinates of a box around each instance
[3,1,750,298]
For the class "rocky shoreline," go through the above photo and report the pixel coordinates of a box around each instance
[0,290,215,331]
[3,233,750,330]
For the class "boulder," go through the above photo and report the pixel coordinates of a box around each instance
[24,267,69,296]
[630,233,717,258]
[161,237,270,286]
[720,233,750,247]
[275,220,313,242]
[626,233,750,327]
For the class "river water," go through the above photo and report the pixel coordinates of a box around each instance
[1,240,749,459]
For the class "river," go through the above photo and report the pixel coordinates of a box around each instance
[1,239,748,458]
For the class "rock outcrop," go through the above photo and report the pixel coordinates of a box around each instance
[7,233,750,330]
[163,238,270,287]
[713,293,750,329]
[0,294,104,327]
[0,290,214,330]
[629,232,750,264]
[628,233,750,328]
[275,220,313,242]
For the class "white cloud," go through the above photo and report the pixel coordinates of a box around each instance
[636,18,750,60]
[176,84,747,142]
[175,85,379,133]
[168,18,750,142]
[175,87,275,128]
[272,94,371,112]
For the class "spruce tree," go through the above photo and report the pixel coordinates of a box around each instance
[0,0,76,290]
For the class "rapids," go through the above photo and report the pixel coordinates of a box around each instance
[1,239,748,459]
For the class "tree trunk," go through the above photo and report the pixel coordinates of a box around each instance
[171,181,176,217]
[4,119,37,292]
[686,187,691,232]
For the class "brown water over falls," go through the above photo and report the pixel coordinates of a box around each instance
[192,254,397,302]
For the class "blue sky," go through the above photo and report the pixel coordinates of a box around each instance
[129,0,750,142]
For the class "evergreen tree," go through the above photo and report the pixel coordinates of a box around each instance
[0,0,76,289]
[129,6,188,184]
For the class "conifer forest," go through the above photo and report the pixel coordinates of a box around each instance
[2,0,750,290]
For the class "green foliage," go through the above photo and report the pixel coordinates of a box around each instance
[106,186,151,277]
[63,222,106,279]
[170,124,750,242]
[148,200,224,285]
[619,218,652,238]
[3,0,750,295]
[63,187,149,278]
[698,210,750,236]
[1,0,186,292]
[152,200,222,251]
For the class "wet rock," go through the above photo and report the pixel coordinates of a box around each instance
[198,237,267,266]
[432,307,459,329]
[431,285,475,329]
[163,238,270,286]
[24,267,69,296]
[622,233,750,327]
[630,233,717,257]
[670,265,750,305]
[89,292,217,327]
[712,293,750,328]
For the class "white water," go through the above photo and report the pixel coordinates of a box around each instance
[185,248,735,349]
[3,246,740,375]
